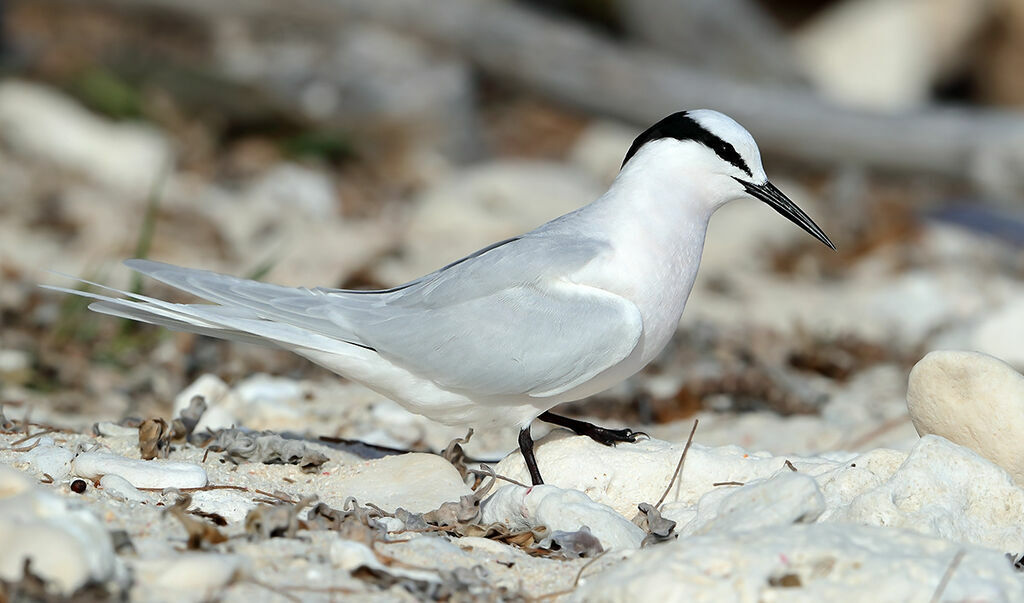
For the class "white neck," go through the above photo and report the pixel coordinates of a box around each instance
[582,161,715,255]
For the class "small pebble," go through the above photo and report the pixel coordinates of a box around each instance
[100,474,147,503]
[19,442,74,481]
[70,479,87,494]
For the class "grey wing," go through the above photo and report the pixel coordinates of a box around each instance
[357,280,642,399]
[344,234,644,399]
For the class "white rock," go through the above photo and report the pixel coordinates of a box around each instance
[970,299,1024,367]
[325,453,471,513]
[0,80,172,194]
[329,539,440,583]
[372,160,601,285]
[246,163,338,218]
[821,435,1024,552]
[93,421,141,438]
[231,374,305,427]
[132,554,241,601]
[814,446,908,510]
[570,523,1021,601]
[18,442,75,481]
[907,350,1024,484]
[172,374,240,432]
[481,485,645,550]
[99,474,147,503]
[685,268,981,345]
[495,432,846,518]
[793,0,994,109]
[682,472,825,536]
[0,466,119,594]
[188,489,258,524]
[0,349,30,382]
[73,452,207,489]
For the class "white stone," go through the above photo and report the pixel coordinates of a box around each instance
[72,452,207,489]
[0,466,119,594]
[793,0,994,110]
[93,421,141,438]
[907,350,1024,484]
[132,554,241,600]
[481,485,645,550]
[231,374,305,427]
[970,299,1024,367]
[0,80,172,194]
[99,474,147,503]
[682,472,825,536]
[18,442,75,481]
[570,523,1021,601]
[246,163,338,218]
[495,431,846,518]
[324,453,471,513]
[0,348,29,374]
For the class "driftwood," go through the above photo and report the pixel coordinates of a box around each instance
[43,0,1024,196]
[618,0,805,85]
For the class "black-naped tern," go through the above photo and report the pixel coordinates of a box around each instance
[48,110,835,485]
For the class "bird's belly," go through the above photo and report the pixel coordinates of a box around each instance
[295,346,545,428]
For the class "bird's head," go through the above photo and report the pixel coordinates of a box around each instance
[620,110,835,250]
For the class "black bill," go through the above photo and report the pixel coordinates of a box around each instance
[735,178,836,250]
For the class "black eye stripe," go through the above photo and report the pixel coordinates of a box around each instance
[621,111,752,177]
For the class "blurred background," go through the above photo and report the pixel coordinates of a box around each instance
[2,0,1023,454]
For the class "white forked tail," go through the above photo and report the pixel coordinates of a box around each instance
[42,261,370,355]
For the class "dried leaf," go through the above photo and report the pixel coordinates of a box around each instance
[441,428,473,479]
[206,428,329,472]
[139,417,171,460]
[540,526,604,559]
[171,395,207,442]
[245,496,316,539]
[634,502,677,546]
[304,498,389,545]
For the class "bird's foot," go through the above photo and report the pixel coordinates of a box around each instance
[538,411,647,447]
[583,425,647,446]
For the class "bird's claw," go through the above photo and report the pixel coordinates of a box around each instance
[591,427,647,446]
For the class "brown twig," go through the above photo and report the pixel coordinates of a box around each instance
[9,429,57,447]
[656,419,698,509]
[479,469,529,489]
[136,483,298,504]
[244,578,303,603]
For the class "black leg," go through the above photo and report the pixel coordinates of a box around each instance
[519,425,544,485]
[538,411,646,446]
